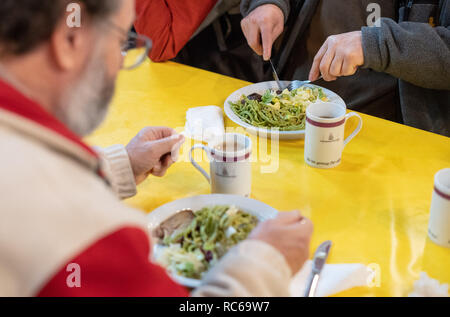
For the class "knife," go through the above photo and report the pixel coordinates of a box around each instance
[269,59,283,91]
[304,240,332,297]
[261,31,283,91]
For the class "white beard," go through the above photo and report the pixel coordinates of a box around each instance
[55,47,116,137]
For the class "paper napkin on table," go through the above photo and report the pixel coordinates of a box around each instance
[408,272,449,297]
[185,106,224,144]
[290,260,373,297]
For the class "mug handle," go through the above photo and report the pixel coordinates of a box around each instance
[344,112,363,147]
[189,144,212,183]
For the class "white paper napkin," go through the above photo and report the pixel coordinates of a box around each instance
[408,272,449,297]
[185,106,225,144]
[290,260,373,297]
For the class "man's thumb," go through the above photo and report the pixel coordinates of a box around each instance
[152,134,185,156]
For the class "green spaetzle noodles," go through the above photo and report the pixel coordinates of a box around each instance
[162,205,259,279]
[230,87,328,131]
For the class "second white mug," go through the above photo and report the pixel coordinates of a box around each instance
[305,102,363,169]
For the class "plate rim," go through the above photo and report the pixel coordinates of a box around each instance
[224,81,346,137]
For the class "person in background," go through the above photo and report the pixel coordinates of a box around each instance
[134,0,218,62]
[240,0,450,136]
[135,0,274,82]
[0,0,313,296]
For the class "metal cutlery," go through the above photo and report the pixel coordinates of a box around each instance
[304,240,332,297]
[267,55,323,92]
[287,76,323,91]
[269,59,283,91]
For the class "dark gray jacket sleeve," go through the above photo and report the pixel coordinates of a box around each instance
[240,0,291,23]
[362,18,450,90]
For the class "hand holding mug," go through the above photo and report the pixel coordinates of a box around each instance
[126,127,185,184]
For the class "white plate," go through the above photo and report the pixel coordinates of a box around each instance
[224,81,346,140]
[148,194,278,288]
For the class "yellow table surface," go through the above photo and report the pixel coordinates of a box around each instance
[86,59,450,297]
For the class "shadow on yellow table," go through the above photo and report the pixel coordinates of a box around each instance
[86,60,450,297]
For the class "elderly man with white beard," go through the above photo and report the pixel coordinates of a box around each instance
[0,0,313,296]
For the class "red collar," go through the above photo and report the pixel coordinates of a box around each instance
[0,78,99,159]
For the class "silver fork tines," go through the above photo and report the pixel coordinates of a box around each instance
[287,76,323,91]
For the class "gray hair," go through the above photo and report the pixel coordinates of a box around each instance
[0,0,120,56]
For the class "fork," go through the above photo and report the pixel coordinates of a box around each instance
[286,76,323,91]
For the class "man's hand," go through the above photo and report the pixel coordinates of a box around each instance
[126,127,185,185]
[249,211,313,274]
[241,4,285,61]
[309,31,364,82]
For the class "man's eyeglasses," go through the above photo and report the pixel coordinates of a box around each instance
[121,31,152,70]
[107,21,152,70]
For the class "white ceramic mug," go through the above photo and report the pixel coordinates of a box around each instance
[428,168,450,248]
[304,102,363,169]
[189,133,252,197]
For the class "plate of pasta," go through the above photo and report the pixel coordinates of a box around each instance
[224,81,346,139]
[148,194,278,288]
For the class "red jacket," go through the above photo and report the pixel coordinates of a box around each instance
[135,0,218,62]
[0,78,189,297]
